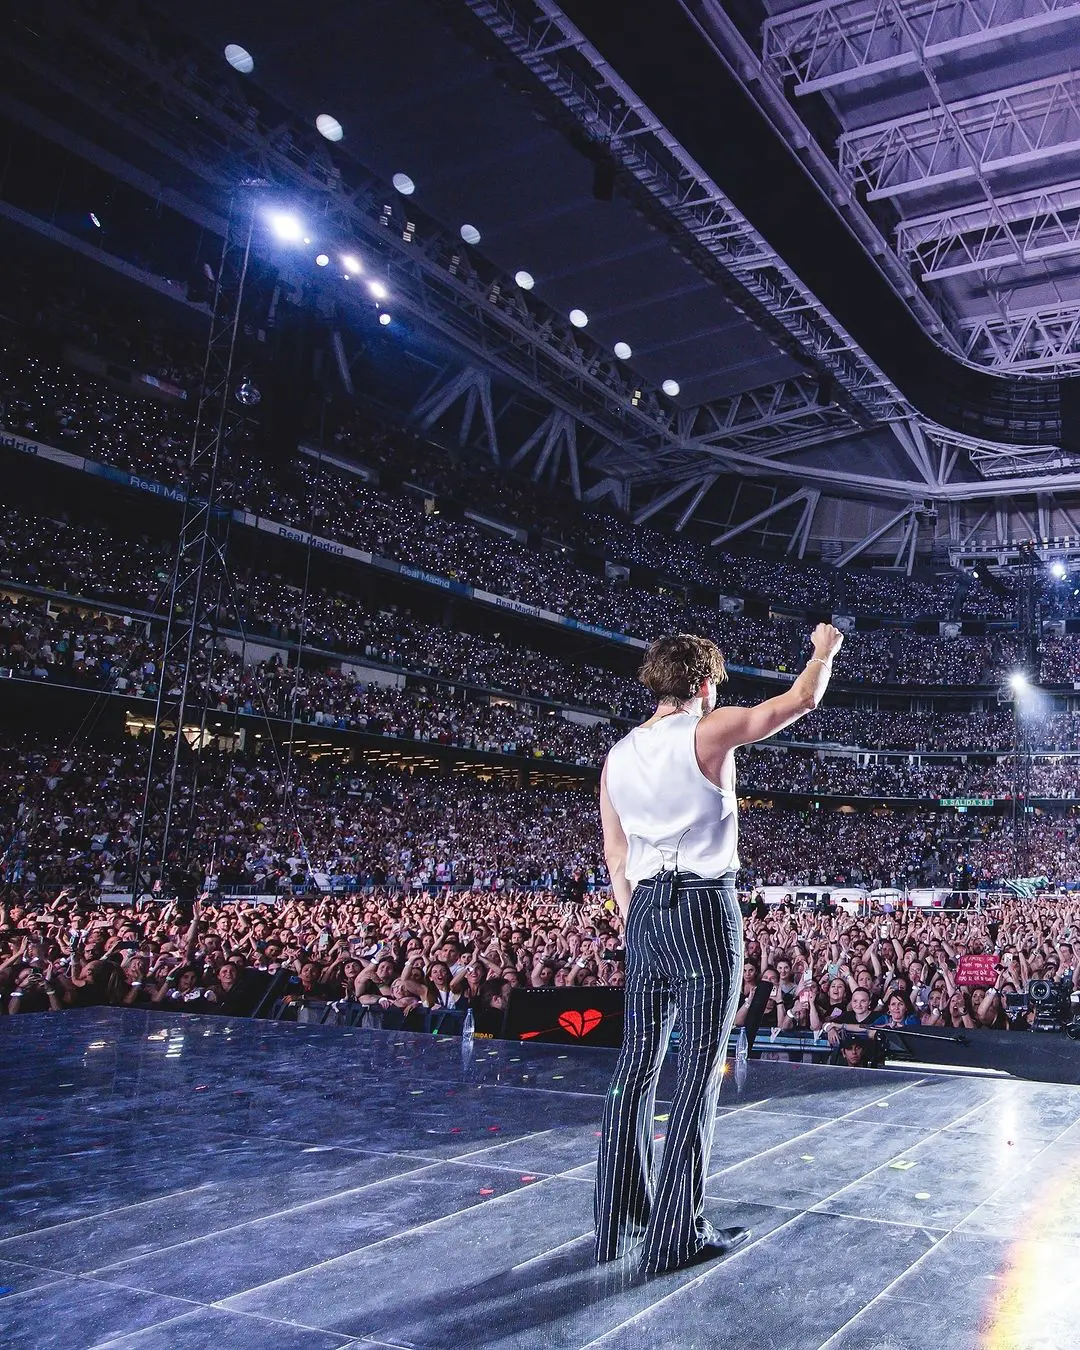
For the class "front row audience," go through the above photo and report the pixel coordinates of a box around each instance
[4,889,1078,1058]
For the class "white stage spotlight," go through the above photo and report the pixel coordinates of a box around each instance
[268,212,303,242]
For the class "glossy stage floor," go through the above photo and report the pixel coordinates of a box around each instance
[4,1013,1080,1350]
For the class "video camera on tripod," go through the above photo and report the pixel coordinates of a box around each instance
[1004,976,1080,1035]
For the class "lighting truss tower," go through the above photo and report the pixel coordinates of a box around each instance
[130,189,258,897]
[1011,541,1041,878]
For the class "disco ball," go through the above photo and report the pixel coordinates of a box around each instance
[235,377,262,407]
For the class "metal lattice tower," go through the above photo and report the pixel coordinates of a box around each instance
[130,189,258,896]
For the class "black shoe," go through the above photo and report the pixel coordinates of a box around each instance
[642,1226,751,1276]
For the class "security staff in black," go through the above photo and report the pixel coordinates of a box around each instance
[595,625,843,1275]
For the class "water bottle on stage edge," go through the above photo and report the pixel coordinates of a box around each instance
[735,1025,748,1095]
[461,1006,475,1070]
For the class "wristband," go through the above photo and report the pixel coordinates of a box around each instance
[807,657,833,669]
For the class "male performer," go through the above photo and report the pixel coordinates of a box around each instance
[595,623,843,1275]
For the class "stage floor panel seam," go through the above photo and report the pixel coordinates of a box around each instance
[7,1010,1080,1350]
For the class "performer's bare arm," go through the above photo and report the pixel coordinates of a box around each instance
[698,623,844,761]
[599,762,632,920]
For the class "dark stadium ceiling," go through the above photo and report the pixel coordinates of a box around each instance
[8,0,1080,556]
[173,0,805,408]
[155,0,1080,492]
[744,0,1080,377]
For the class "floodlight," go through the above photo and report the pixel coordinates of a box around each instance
[614,342,632,360]
[315,254,330,267]
[268,212,303,242]
[368,281,388,300]
[514,270,534,290]
[379,312,392,326]
[316,114,344,142]
[392,172,416,196]
[224,44,254,74]
[569,309,588,328]
[662,379,681,397]
[89,212,102,229]
[1009,672,1028,691]
[1052,561,1068,579]
[341,255,362,274]
[460,224,481,245]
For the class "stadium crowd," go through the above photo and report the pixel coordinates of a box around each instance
[740,748,1080,799]
[4,877,1080,1045]
[6,314,1080,1055]
[1,501,1077,692]
[3,735,1080,902]
[10,587,1080,787]
[733,896,1080,1039]
[0,340,1049,644]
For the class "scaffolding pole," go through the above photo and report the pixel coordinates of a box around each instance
[130,188,258,898]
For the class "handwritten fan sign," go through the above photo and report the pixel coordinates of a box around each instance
[956,954,999,987]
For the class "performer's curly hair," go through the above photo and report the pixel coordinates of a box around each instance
[638,633,727,704]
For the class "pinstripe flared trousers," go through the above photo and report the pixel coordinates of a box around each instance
[594,869,743,1274]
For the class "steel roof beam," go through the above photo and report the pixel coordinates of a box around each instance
[867,1,1067,301]
[893,510,916,569]
[467,0,908,426]
[680,0,965,360]
[566,422,582,499]
[896,180,1080,280]
[45,5,897,490]
[633,473,715,525]
[834,503,916,568]
[20,0,1080,505]
[711,487,814,545]
[891,419,939,486]
[788,488,821,558]
[838,70,1080,201]
[675,473,719,531]
[762,0,1080,97]
[960,300,1080,373]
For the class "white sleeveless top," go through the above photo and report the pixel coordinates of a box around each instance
[605,712,738,884]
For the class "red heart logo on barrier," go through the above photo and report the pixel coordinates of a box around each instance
[558,1008,603,1038]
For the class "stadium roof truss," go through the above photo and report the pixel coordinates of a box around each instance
[10,0,1080,549]
[464,0,1080,492]
[5,3,884,502]
[746,0,1080,377]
